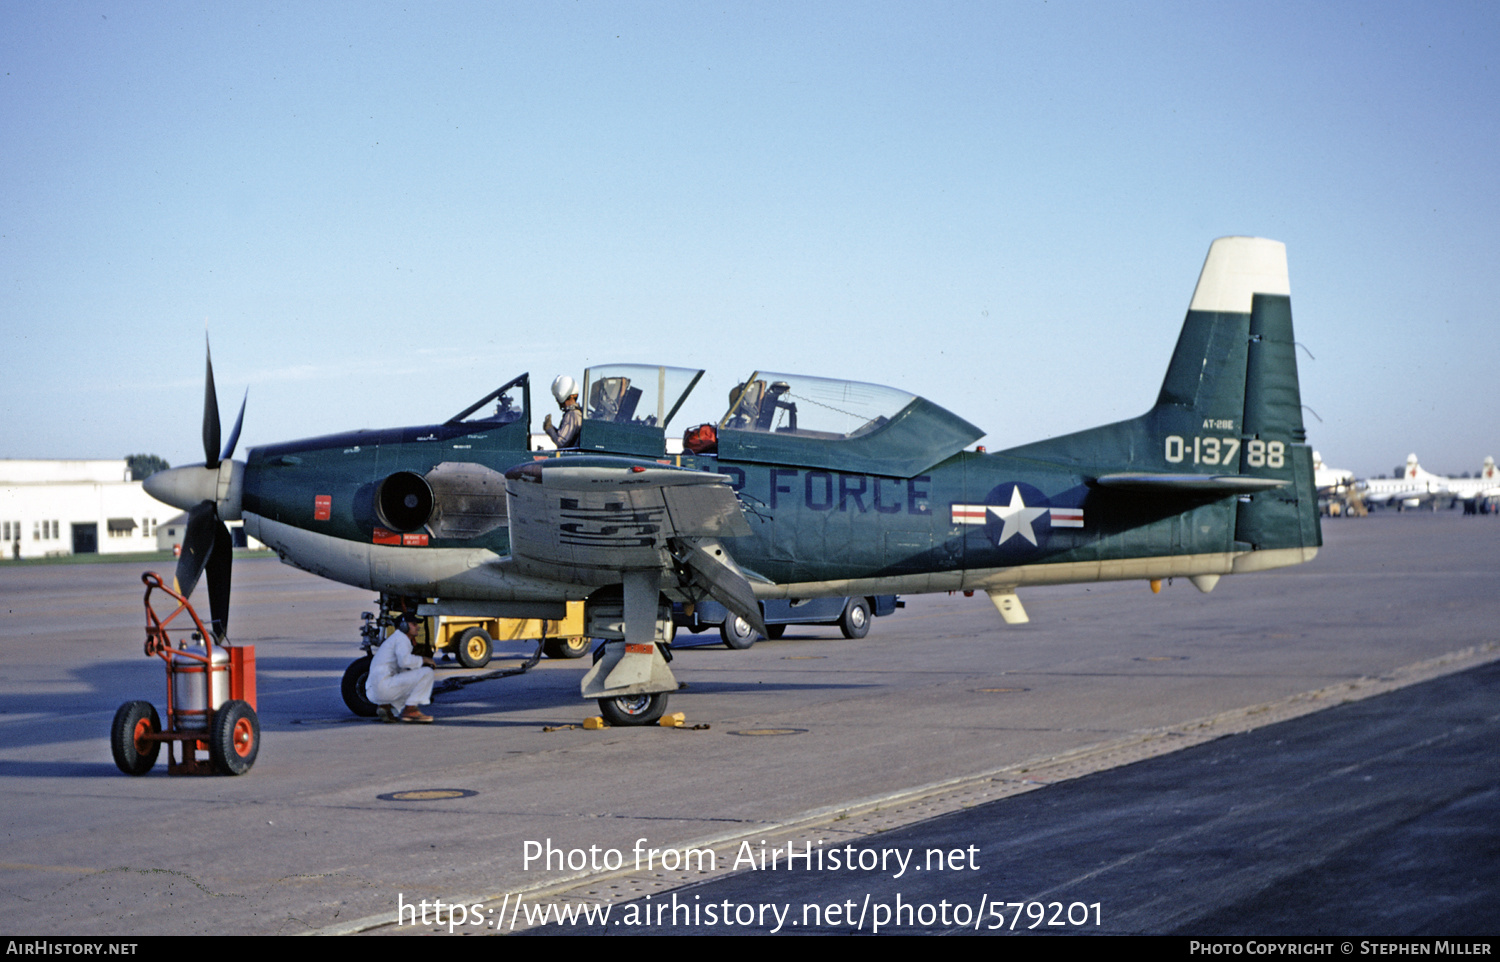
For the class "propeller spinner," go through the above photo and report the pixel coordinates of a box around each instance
[142,337,246,639]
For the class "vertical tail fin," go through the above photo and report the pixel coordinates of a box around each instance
[1224,240,1319,554]
[1154,236,1289,428]
[1002,237,1321,559]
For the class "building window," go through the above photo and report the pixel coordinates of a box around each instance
[107,518,138,539]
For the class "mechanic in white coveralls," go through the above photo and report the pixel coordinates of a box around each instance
[365,616,435,723]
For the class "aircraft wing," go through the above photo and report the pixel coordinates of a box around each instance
[1360,482,1440,505]
[503,456,765,634]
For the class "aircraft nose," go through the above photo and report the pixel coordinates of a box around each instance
[143,461,244,519]
[143,463,219,510]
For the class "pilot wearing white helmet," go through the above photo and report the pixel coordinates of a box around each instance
[544,375,582,448]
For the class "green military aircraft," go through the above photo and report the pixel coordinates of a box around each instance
[145,236,1320,725]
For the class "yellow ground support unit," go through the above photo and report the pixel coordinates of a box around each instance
[425,600,591,668]
[341,600,594,719]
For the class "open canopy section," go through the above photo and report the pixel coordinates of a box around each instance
[582,364,704,429]
[446,373,529,427]
[715,371,984,478]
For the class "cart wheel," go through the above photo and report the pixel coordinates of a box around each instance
[211,700,260,775]
[543,636,592,659]
[111,701,161,776]
[341,656,378,717]
[456,627,493,668]
[597,692,669,726]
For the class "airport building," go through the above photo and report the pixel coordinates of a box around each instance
[1,460,184,559]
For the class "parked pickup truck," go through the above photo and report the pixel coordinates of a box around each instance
[671,596,902,649]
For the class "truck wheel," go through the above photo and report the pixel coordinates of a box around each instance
[456,627,493,668]
[597,692,669,726]
[765,624,786,639]
[720,615,757,649]
[543,636,592,659]
[111,701,161,776]
[839,598,872,639]
[341,656,378,717]
[211,700,260,775]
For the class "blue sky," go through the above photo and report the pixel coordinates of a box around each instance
[3,1,1496,478]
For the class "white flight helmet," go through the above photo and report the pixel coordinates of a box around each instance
[551,375,578,405]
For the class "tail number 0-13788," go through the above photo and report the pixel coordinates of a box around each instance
[1164,435,1283,468]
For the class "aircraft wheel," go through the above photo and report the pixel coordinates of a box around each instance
[341,656,378,717]
[111,701,161,776]
[210,700,260,775]
[839,598,872,639]
[543,636,592,659]
[456,627,493,668]
[765,624,786,639]
[597,692,669,726]
[720,615,757,649]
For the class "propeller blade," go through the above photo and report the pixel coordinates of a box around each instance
[205,518,233,638]
[203,336,221,469]
[174,501,219,602]
[220,389,247,464]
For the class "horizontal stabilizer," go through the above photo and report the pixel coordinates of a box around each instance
[1093,473,1289,495]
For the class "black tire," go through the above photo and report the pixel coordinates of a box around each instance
[839,597,872,639]
[456,627,493,668]
[210,700,260,775]
[342,656,378,717]
[597,692,669,726]
[765,624,786,639]
[111,701,161,776]
[543,636,592,659]
[720,615,758,649]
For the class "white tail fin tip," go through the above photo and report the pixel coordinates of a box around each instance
[1188,237,1290,314]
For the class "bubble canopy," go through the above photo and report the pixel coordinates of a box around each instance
[715,371,983,477]
[720,372,917,440]
[580,365,704,429]
[552,364,981,475]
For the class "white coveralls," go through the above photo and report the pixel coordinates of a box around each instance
[365,633,435,712]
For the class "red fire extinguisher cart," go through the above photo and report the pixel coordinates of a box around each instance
[111,572,260,776]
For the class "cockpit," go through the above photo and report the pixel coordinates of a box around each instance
[446,373,529,427]
[719,372,917,440]
[712,370,983,477]
[581,364,704,429]
[570,364,705,457]
[443,365,982,476]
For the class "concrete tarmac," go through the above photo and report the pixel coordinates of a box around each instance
[0,510,1495,935]
[528,657,1500,935]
